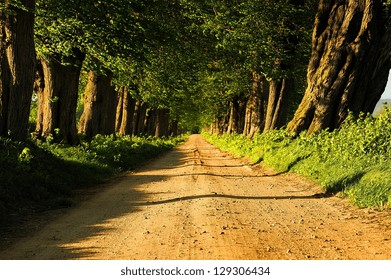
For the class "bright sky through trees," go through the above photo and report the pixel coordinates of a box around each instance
[382,73,391,99]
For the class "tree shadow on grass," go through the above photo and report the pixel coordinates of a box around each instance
[324,171,366,195]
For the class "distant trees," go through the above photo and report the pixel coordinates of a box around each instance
[194,0,316,136]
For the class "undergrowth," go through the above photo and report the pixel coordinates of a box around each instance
[0,134,185,226]
[202,110,391,209]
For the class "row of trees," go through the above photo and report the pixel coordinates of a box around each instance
[199,0,316,137]
[0,0,390,144]
[206,0,391,137]
[1,0,185,143]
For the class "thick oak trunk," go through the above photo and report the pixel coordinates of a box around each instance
[115,86,125,133]
[0,24,10,136]
[115,87,136,136]
[145,109,157,136]
[209,119,220,134]
[0,0,35,141]
[236,96,247,134]
[34,60,44,138]
[35,53,84,144]
[226,95,246,135]
[221,114,230,134]
[132,101,141,135]
[227,96,239,134]
[287,0,391,135]
[243,72,266,138]
[169,120,179,136]
[263,78,292,132]
[78,71,118,139]
[133,101,148,135]
[155,108,170,137]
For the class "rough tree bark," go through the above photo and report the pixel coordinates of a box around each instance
[132,101,141,135]
[115,86,125,133]
[155,108,170,137]
[169,120,178,136]
[145,109,157,136]
[33,60,45,137]
[78,71,118,139]
[209,119,220,134]
[263,78,293,132]
[0,21,10,137]
[226,95,247,135]
[35,52,85,144]
[115,86,136,136]
[236,96,247,134]
[227,96,239,134]
[243,72,267,138]
[213,112,229,135]
[133,101,148,135]
[0,0,36,141]
[287,0,391,135]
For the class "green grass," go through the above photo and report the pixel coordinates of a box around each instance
[0,134,186,226]
[202,110,391,209]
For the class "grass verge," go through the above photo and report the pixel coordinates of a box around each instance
[202,111,391,209]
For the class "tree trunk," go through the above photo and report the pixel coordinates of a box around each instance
[120,89,136,136]
[236,96,247,134]
[155,108,170,137]
[35,53,85,144]
[115,86,125,133]
[209,122,214,134]
[0,22,10,136]
[146,109,157,136]
[115,86,136,136]
[217,114,228,135]
[33,60,44,138]
[287,0,391,135]
[210,119,219,134]
[169,120,179,136]
[133,102,148,135]
[0,0,36,141]
[243,72,267,138]
[78,71,118,139]
[227,96,239,134]
[132,101,141,135]
[263,78,293,132]
[227,94,251,135]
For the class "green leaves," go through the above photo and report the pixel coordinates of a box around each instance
[191,0,313,78]
[35,0,147,69]
[0,0,31,14]
[33,0,316,132]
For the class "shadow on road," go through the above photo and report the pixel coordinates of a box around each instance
[0,135,325,260]
[129,192,330,207]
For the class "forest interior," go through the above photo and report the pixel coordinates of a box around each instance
[1,0,391,261]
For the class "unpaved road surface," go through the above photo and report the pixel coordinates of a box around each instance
[1,134,391,260]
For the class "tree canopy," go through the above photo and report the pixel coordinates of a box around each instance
[1,0,390,141]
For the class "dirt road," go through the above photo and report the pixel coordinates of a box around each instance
[1,134,391,260]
